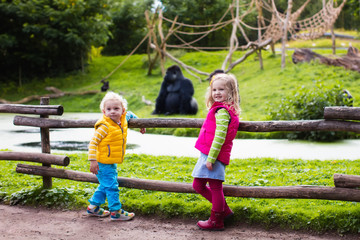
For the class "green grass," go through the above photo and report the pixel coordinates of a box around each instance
[1,154,359,234]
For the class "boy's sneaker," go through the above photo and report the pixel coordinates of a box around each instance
[87,206,110,218]
[110,209,135,221]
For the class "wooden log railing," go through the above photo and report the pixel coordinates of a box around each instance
[324,107,360,120]
[16,164,360,202]
[1,98,64,188]
[2,103,360,201]
[0,152,69,166]
[333,174,360,188]
[0,103,63,115]
[12,116,360,133]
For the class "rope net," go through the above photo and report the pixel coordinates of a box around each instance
[288,0,346,40]
[160,0,346,51]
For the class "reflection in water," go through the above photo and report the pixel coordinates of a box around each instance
[12,129,64,134]
[11,129,40,134]
[20,141,139,151]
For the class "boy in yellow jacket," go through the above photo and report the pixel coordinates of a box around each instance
[87,91,146,220]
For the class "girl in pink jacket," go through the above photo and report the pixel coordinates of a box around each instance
[192,73,240,231]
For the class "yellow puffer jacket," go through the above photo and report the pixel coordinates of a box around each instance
[95,114,128,164]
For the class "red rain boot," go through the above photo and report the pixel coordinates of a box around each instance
[197,210,224,231]
[224,203,234,220]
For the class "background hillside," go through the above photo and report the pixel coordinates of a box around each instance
[2,38,360,122]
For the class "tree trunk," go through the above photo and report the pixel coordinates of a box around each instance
[292,47,360,73]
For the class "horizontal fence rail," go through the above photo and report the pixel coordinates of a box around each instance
[333,173,360,188]
[13,115,360,133]
[16,164,360,202]
[324,107,360,120]
[0,104,63,116]
[0,152,69,166]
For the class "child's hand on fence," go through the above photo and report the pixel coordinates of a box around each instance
[206,161,213,171]
[90,160,99,174]
[140,128,146,134]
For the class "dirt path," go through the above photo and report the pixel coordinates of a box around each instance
[0,204,357,240]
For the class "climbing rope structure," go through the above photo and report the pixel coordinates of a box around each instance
[103,0,346,82]
[146,0,346,79]
[288,0,346,40]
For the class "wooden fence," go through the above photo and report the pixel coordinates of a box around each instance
[1,97,360,202]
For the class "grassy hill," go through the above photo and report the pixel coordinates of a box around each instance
[1,37,360,124]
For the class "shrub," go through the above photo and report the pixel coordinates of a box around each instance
[267,80,353,141]
[8,187,88,209]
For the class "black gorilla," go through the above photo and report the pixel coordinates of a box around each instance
[153,65,198,115]
[208,69,224,82]
[100,79,109,92]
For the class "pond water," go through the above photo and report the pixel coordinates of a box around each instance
[1,113,360,160]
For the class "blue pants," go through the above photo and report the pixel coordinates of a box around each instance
[89,162,121,212]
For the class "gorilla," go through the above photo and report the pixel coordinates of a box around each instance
[101,79,109,92]
[208,69,224,82]
[152,65,198,115]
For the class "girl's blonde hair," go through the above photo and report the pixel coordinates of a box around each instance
[100,91,128,112]
[206,73,241,115]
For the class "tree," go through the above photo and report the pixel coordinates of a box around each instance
[337,0,360,30]
[102,0,154,56]
[0,0,112,84]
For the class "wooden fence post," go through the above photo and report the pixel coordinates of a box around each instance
[40,97,52,188]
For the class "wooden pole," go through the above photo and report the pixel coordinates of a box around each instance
[222,0,239,70]
[331,25,336,55]
[256,0,264,70]
[334,174,360,188]
[281,0,292,69]
[145,10,160,76]
[324,107,360,120]
[16,164,360,202]
[13,116,360,133]
[0,152,69,166]
[40,97,52,188]
[158,8,166,77]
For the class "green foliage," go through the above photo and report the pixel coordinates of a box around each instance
[1,153,360,234]
[8,187,87,209]
[0,0,112,82]
[268,80,353,141]
[337,0,360,30]
[102,0,154,56]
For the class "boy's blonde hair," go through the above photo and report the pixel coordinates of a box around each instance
[100,91,128,112]
[206,73,241,115]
